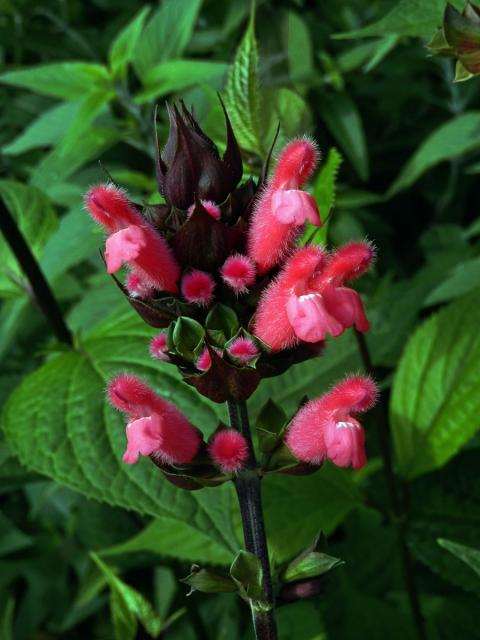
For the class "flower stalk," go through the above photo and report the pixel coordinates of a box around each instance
[229,400,278,640]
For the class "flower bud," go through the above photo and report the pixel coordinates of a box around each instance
[181,270,215,306]
[209,430,249,472]
[85,183,142,232]
[150,333,169,361]
[220,254,256,294]
[227,337,259,364]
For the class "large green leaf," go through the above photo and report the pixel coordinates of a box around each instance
[1,308,236,555]
[318,92,369,181]
[0,180,58,298]
[133,0,202,80]
[438,539,480,581]
[224,11,263,156]
[387,112,480,197]
[0,63,110,100]
[109,7,150,79]
[334,0,464,40]
[2,102,80,156]
[423,259,480,307]
[391,293,480,479]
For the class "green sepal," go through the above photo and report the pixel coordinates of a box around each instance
[230,550,265,602]
[224,328,263,368]
[205,303,240,347]
[181,565,237,595]
[281,534,344,583]
[255,399,287,454]
[172,317,205,360]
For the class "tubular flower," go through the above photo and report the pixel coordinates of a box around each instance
[85,184,180,294]
[285,376,379,469]
[209,430,249,473]
[108,374,202,465]
[247,138,321,275]
[254,242,374,352]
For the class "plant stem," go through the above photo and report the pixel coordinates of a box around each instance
[0,197,72,346]
[354,329,427,640]
[228,401,278,640]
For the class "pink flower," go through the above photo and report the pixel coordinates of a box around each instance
[125,271,155,298]
[247,138,321,275]
[227,337,259,364]
[196,347,212,371]
[187,200,221,221]
[108,374,202,465]
[85,184,143,232]
[285,376,378,469]
[254,244,373,352]
[86,183,180,294]
[150,333,169,361]
[209,430,249,472]
[220,254,256,294]
[181,270,215,306]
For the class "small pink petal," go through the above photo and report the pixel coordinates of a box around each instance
[271,190,321,226]
[196,347,212,371]
[324,417,366,469]
[122,415,163,464]
[323,287,369,333]
[126,271,155,298]
[286,293,343,343]
[105,226,145,273]
[150,333,169,361]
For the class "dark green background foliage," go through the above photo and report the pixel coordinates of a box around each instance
[1,0,480,638]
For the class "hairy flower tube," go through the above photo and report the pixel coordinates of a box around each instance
[254,242,374,351]
[285,376,379,468]
[108,374,202,465]
[248,138,322,274]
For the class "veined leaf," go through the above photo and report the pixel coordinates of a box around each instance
[438,539,480,580]
[1,308,236,555]
[224,10,263,155]
[391,293,480,479]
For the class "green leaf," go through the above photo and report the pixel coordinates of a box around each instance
[424,259,480,306]
[109,7,150,79]
[0,63,110,100]
[256,399,287,453]
[318,93,368,181]
[224,9,263,155]
[2,101,80,156]
[101,516,232,565]
[286,11,314,85]
[334,0,464,40]
[133,0,202,80]
[135,60,227,104]
[0,180,58,298]
[91,553,163,639]
[0,512,32,556]
[391,293,480,479]
[181,566,236,594]
[314,147,343,217]
[0,599,14,640]
[230,550,264,601]
[1,308,236,555]
[282,549,344,583]
[387,112,480,197]
[438,539,480,579]
[205,304,240,346]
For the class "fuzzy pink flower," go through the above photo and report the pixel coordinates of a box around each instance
[150,333,169,361]
[86,183,180,294]
[285,376,378,469]
[196,347,212,371]
[227,337,259,364]
[312,241,375,288]
[181,270,215,305]
[108,374,202,465]
[254,244,372,351]
[125,271,155,298]
[209,430,249,473]
[187,200,221,221]
[220,254,256,293]
[85,184,143,232]
[247,138,321,275]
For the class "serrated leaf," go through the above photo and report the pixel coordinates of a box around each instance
[334,0,464,40]
[133,0,202,80]
[0,180,58,298]
[1,308,237,555]
[314,147,343,217]
[0,63,110,100]
[224,10,263,155]
[387,112,480,197]
[391,293,480,479]
[109,7,150,79]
